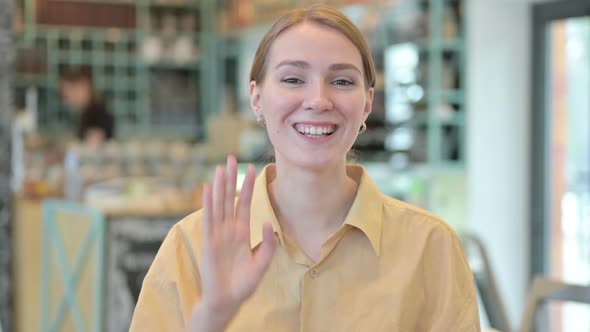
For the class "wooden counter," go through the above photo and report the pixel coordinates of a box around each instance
[13,198,43,332]
[12,197,195,332]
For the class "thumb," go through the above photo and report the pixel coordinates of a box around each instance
[253,223,278,273]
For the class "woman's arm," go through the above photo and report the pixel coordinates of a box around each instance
[422,224,482,332]
[129,223,199,331]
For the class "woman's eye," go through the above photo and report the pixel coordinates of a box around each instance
[334,79,354,86]
[282,78,304,84]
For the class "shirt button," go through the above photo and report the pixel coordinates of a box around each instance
[310,269,319,278]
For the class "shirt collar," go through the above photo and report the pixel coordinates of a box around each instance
[249,164,383,256]
[249,164,282,249]
[340,165,383,256]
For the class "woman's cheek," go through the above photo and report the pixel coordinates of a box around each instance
[269,97,299,120]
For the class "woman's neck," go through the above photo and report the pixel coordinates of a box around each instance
[267,155,358,242]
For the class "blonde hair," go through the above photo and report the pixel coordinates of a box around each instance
[249,4,376,89]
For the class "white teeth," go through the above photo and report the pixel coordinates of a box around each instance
[295,124,335,136]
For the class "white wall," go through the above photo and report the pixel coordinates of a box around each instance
[466,0,560,327]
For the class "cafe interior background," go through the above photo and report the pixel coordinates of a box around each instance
[0,0,589,331]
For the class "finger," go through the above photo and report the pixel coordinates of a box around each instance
[235,164,256,226]
[225,155,237,222]
[253,223,278,277]
[201,183,213,243]
[212,166,225,222]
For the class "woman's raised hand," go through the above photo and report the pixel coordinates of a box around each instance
[189,156,278,332]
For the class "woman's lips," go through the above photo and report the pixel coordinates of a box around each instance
[293,123,337,136]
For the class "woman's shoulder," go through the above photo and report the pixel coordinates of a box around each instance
[159,209,205,255]
[379,195,469,271]
[380,194,442,222]
[379,194,460,241]
[173,209,204,238]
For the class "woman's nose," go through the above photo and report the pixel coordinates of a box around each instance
[302,81,333,111]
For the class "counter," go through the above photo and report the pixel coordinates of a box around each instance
[12,197,197,332]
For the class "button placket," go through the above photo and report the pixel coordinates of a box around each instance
[309,269,319,278]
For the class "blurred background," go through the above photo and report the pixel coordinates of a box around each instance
[0,0,588,331]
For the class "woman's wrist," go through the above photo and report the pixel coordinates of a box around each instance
[188,301,238,332]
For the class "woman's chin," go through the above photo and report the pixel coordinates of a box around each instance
[278,152,345,171]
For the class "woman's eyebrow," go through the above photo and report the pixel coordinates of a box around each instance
[329,63,362,74]
[274,60,361,74]
[274,60,309,69]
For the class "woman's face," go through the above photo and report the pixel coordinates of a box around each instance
[250,22,373,170]
[60,79,92,111]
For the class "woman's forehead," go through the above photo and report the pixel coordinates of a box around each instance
[266,22,363,69]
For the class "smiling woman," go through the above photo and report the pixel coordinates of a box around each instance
[249,20,373,171]
[130,4,482,332]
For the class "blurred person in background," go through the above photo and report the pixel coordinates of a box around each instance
[59,67,114,144]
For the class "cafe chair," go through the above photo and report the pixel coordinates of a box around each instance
[460,233,512,332]
[518,276,590,332]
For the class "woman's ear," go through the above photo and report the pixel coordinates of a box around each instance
[362,87,374,123]
[250,81,261,116]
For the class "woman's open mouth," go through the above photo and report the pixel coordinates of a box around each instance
[293,123,337,138]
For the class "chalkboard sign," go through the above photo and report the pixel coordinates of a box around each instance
[106,216,178,332]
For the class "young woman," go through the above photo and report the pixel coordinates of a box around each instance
[130,4,480,332]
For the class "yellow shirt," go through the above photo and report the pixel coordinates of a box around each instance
[130,165,481,332]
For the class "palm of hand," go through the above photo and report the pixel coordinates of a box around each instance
[199,157,277,313]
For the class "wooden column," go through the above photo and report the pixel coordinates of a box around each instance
[0,0,14,329]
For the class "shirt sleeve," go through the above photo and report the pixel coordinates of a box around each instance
[129,222,202,332]
[422,223,482,332]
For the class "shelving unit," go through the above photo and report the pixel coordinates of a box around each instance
[365,0,466,168]
[13,0,468,224]
[13,0,224,139]
[370,0,466,224]
[15,0,466,163]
